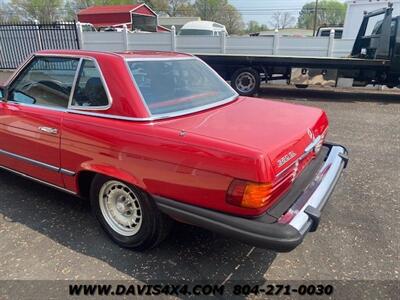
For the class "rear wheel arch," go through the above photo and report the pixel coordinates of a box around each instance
[76,170,96,199]
[75,167,144,199]
[89,175,173,250]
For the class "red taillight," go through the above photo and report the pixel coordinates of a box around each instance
[226,180,273,209]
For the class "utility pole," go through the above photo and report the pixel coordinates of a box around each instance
[313,0,319,36]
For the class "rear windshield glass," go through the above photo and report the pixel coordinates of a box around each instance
[127,59,237,116]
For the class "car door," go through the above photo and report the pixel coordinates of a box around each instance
[0,55,79,187]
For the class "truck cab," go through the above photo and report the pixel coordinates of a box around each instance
[352,4,398,59]
[316,26,343,39]
[351,3,400,86]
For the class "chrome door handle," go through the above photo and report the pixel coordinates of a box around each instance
[38,127,58,135]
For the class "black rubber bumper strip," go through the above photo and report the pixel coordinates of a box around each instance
[154,195,305,252]
[154,143,347,252]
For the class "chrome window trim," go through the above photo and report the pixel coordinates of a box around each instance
[68,58,83,108]
[123,59,152,117]
[142,94,239,120]
[125,57,195,62]
[68,57,113,111]
[125,56,239,120]
[66,109,154,121]
[2,54,80,109]
[2,53,113,111]
[4,101,68,112]
[0,148,75,176]
[3,55,36,87]
[0,165,77,195]
[66,93,238,122]
[4,53,239,122]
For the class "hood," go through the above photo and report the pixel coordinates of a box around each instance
[158,97,328,175]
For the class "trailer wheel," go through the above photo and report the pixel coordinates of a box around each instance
[231,68,260,96]
[295,84,309,89]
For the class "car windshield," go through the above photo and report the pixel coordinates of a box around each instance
[178,29,213,35]
[127,58,237,116]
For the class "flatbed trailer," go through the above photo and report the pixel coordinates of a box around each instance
[196,5,400,95]
[196,54,390,70]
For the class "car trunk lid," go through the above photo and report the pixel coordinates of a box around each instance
[158,97,328,177]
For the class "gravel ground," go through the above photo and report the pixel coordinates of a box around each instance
[0,71,399,297]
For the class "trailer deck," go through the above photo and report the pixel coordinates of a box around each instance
[194,5,399,95]
[196,53,390,70]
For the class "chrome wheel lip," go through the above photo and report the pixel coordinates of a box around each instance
[99,180,143,237]
[235,72,256,93]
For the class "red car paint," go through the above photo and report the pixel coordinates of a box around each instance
[0,50,328,217]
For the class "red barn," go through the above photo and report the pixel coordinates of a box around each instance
[77,4,169,32]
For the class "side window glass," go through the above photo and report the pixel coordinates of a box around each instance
[391,20,396,36]
[8,57,79,108]
[71,59,109,108]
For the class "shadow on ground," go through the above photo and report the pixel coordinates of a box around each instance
[259,85,400,103]
[0,169,276,285]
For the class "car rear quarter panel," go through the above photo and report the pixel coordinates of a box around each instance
[60,113,270,216]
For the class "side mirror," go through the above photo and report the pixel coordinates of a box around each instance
[13,91,35,104]
[0,87,4,100]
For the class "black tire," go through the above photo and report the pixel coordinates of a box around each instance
[90,175,172,251]
[231,67,260,96]
[295,84,309,89]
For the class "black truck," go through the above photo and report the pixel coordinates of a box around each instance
[196,4,400,96]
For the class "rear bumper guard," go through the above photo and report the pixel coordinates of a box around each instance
[281,143,348,235]
[154,143,348,252]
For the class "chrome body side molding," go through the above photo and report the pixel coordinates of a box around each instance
[0,165,77,195]
[0,148,75,176]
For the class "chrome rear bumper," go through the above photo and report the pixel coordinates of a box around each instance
[280,144,348,235]
[155,143,348,252]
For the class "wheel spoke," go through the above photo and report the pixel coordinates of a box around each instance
[99,181,143,236]
[236,72,256,93]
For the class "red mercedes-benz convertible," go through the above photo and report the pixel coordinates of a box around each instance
[0,50,348,251]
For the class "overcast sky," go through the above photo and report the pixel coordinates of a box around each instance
[230,0,347,25]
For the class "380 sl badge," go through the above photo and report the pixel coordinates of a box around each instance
[277,151,297,167]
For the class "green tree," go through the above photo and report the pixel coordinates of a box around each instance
[143,0,168,13]
[193,0,244,34]
[246,20,268,34]
[11,0,64,22]
[193,0,225,21]
[0,4,7,22]
[219,3,244,35]
[298,0,347,29]
[144,0,194,16]
[269,11,296,29]
[168,0,194,17]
